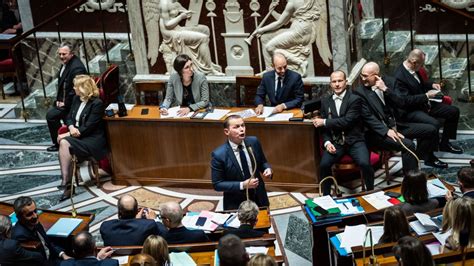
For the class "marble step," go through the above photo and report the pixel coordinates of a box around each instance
[431,58,468,90]
[374,31,413,73]
[358,18,389,60]
[460,71,474,97]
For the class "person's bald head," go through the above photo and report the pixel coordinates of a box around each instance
[272,52,288,77]
[73,231,96,258]
[160,201,183,228]
[118,194,138,219]
[406,48,426,71]
[360,61,381,87]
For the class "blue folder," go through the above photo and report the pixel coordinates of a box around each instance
[46,218,82,237]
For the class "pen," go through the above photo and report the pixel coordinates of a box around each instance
[431,182,446,190]
[343,202,349,210]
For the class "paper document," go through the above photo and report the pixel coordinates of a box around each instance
[246,246,269,255]
[257,107,275,118]
[46,218,83,237]
[313,195,340,210]
[170,252,197,266]
[161,106,194,118]
[211,212,232,225]
[415,213,438,229]
[106,103,135,111]
[427,179,448,198]
[433,229,451,245]
[362,191,393,210]
[111,255,129,265]
[228,109,257,119]
[409,220,438,236]
[264,113,293,121]
[182,214,218,231]
[340,224,367,248]
[204,109,230,120]
[225,213,240,228]
[426,242,441,255]
[336,200,364,215]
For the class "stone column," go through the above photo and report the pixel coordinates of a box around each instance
[18,0,33,31]
[329,0,353,74]
[126,0,149,74]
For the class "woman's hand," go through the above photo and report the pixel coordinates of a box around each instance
[57,133,69,143]
[69,127,81,138]
[177,107,191,116]
[160,108,169,116]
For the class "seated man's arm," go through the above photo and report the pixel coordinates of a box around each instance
[324,97,362,130]
[211,151,242,192]
[13,241,44,264]
[283,75,304,109]
[359,97,389,137]
[394,78,429,107]
[255,79,267,106]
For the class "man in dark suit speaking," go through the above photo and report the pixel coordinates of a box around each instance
[255,53,304,115]
[211,115,273,210]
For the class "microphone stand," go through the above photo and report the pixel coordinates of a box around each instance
[362,228,379,266]
[70,155,78,218]
[246,145,258,201]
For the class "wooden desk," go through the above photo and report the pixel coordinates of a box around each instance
[105,106,320,192]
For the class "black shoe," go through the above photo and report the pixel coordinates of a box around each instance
[46,145,59,152]
[59,188,75,201]
[425,159,448,168]
[439,142,463,154]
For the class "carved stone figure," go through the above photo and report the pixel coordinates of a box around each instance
[85,0,116,10]
[255,0,332,77]
[441,0,474,11]
[143,0,223,75]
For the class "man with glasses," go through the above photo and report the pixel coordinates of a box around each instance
[45,41,86,152]
[394,48,463,155]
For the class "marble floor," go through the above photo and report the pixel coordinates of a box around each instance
[0,121,473,265]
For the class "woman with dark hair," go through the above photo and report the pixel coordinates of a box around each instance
[400,171,438,216]
[393,236,434,266]
[159,54,209,117]
[379,206,411,244]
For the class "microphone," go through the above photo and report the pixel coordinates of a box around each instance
[245,145,258,202]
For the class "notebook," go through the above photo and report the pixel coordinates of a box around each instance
[46,218,83,237]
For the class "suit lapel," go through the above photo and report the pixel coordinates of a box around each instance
[366,88,385,118]
[225,142,244,179]
[268,71,277,101]
[339,91,350,116]
[402,67,423,94]
[175,80,183,104]
[328,97,338,118]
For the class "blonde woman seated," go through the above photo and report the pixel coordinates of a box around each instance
[442,197,474,252]
[248,253,277,266]
[142,235,169,266]
[57,75,107,201]
[130,253,157,266]
[378,206,411,244]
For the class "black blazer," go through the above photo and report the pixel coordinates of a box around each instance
[11,222,64,261]
[320,90,365,145]
[163,226,209,244]
[211,136,271,210]
[255,69,304,109]
[393,64,432,116]
[65,96,107,160]
[0,237,45,266]
[56,55,87,110]
[100,218,166,246]
[60,257,118,266]
[223,224,265,239]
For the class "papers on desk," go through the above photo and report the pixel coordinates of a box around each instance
[361,191,393,210]
[426,242,442,255]
[106,103,135,111]
[203,109,230,120]
[224,213,240,228]
[427,179,448,198]
[335,199,365,215]
[227,109,257,119]
[182,211,235,231]
[257,107,275,118]
[264,113,293,121]
[170,252,196,266]
[433,229,451,245]
[339,225,384,252]
[161,106,194,118]
[246,246,269,255]
[111,255,129,265]
[46,218,82,237]
[313,195,339,210]
[409,213,440,236]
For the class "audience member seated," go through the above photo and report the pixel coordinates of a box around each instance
[224,200,265,239]
[400,171,438,216]
[57,75,107,201]
[130,253,157,266]
[0,214,43,266]
[378,206,410,244]
[442,197,474,252]
[217,234,249,266]
[446,167,474,201]
[392,236,434,266]
[254,52,304,115]
[11,196,71,264]
[247,253,277,266]
[160,54,210,117]
[441,198,455,233]
[159,201,209,244]
[142,235,169,266]
[100,195,166,246]
[60,231,117,266]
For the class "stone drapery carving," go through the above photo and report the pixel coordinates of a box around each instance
[441,0,474,11]
[255,0,332,77]
[143,0,223,75]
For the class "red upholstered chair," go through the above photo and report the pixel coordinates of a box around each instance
[98,64,119,106]
[0,57,17,99]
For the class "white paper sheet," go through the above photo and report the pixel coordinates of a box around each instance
[427,179,448,198]
[246,246,269,255]
[204,109,231,120]
[433,229,452,245]
[361,191,393,210]
[106,103,135,111]
[111,255,129,265]
[426,242,441,255]
[264,113,293,121]
[170,252,197,266]
[227,109,257,119]
[211,212,232,225]
[340,224,367,248]
[161,106,194,118]
[226,214,241,228]
[313,195,340,210]
[257,106,275,118]
[415,213,438,228]
[337,201,365,215]
[410,220,433,236]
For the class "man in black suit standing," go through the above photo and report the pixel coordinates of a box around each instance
[211,115,273,210]
[0,214,44,266]
[159,201,209,244]
[224,200,265,239]
[60,231,117,266]
[100,194,166,246]
[11,196,71,265]
[355,62,446,168]
[255,52,304,115]
[313,70,374,194]
[46,41,87,152]
[394,48,462,154]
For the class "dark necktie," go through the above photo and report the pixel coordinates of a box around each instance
[276,76,282,101]
[238,145,251,180]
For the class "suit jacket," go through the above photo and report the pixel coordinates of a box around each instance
[162,71,209,111]
[65,96,107,160]
[0,236,45,266]
[223,224,265,239]
[393,63,433,117]
[100,218,166,246]
[11,222,64,261]
[60,257,118,266]
[164,226,209,244]
[354,81,405,137]
[320,90,365,146]
[255,69,304,109]
[463,190,474,199]
[211,136,271,210]
[56,55,87,110]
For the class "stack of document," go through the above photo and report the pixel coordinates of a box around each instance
[227,109,257,119]
[433,229,451,245]
[182,211,234,231]
[246,246,269,256]
[427,179,448,198]
[264,113,294,121]
[338,225,384,253]
[335,199,365,215]
[361,191,393,210]
[46,218,83,237]
[160,106,194,118]
[409,213,441,236]
[256,107,275,118]
[224,213,240,228]
[203,109,230,120]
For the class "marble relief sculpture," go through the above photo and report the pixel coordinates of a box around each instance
[143,0,223,75]
[441,0,474,11]
[253,0,332,77]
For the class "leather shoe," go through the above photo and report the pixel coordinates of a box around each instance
[46,145,59,152]
[425,159,448,168]
[59,188,75,201]
[439,143,463,154]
